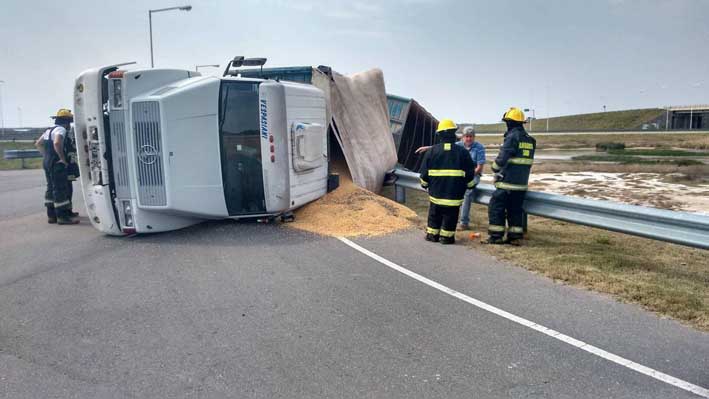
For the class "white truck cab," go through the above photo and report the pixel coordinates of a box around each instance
[73,59,329,235]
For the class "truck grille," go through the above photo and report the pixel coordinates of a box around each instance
[109,110,131,198]
[132,101,167,206]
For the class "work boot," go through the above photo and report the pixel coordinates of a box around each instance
[484,237,505,245]
[439,236,455,245]
[57,217,80,225]
[503,237,523,246]
[70,211,79,217]
[425,233,439,242]
[457,223,470,231]
[57,210,80,225]
[47,207,57,224]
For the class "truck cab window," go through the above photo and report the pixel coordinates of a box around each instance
[218,81,266,215]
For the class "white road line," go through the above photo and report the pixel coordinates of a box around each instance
[337,237,709,398]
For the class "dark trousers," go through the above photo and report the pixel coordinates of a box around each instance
[427,203,460,239]
[44,162,71,218]
[488,189,526,240]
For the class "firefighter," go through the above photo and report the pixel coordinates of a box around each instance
[486,107,536,245]
[35,109,79,225]
[419,119,476,244]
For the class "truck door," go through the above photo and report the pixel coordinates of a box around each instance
[218,81,266,215]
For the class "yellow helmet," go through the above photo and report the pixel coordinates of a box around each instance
[502,107,525,123]
[436,119,457,133]
[51,108,74,120]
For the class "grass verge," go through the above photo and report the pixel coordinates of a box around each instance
[389,188,709,332]
[474,108,665,133]
[476,132,709,150]
[0,142,42,170]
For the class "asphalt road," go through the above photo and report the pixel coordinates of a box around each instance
[1,169,708,398]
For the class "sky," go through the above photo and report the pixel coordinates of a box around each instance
[0,0,708,127]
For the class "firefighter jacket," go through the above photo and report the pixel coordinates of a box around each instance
[42,126,79,180]
[419,133,476,206]
[491,125,536,191]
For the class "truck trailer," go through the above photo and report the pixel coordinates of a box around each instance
[73,58,331,235]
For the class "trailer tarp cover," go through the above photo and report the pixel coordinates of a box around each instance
[312,68,397,193]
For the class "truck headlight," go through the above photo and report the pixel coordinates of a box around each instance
[122,200,132,215]
[112,79,123,108]
[122,201,134,227]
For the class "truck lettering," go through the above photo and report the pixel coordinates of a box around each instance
[260,99,268,139]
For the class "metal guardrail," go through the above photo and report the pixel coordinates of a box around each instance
[4,149,42,169]
[389,169,709,250]
[4,149,42,159]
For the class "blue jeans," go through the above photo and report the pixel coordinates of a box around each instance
[459,175,481,225]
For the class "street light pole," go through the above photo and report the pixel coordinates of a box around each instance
[545,84,550,132]
[149,5,192,68]
[0,80,4,138]
[149,11,154,68]
[689,107,693,130]
[524,108,535,132]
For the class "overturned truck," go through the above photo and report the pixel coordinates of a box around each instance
[73,57,396,235]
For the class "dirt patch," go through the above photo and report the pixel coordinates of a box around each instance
[288,172,418,237]
[477,132,709,150]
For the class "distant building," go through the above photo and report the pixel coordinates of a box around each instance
[667,105,709,130]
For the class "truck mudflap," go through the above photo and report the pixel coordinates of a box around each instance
[74,62,135,236]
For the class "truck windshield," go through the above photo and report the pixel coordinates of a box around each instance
[218,81,266,215]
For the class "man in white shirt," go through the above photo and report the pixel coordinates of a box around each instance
[35,109,79,225]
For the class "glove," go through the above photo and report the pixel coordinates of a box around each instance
[493,173,504,183]
[68,160,80,179]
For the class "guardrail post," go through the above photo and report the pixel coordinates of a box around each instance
[395,184,406,203]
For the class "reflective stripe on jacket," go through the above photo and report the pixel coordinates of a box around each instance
[419,133,476,206]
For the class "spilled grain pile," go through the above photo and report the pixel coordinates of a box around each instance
[288,173,419,237]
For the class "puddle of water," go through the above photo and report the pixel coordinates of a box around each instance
[528,172,709,214]
[482,172,709,214]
